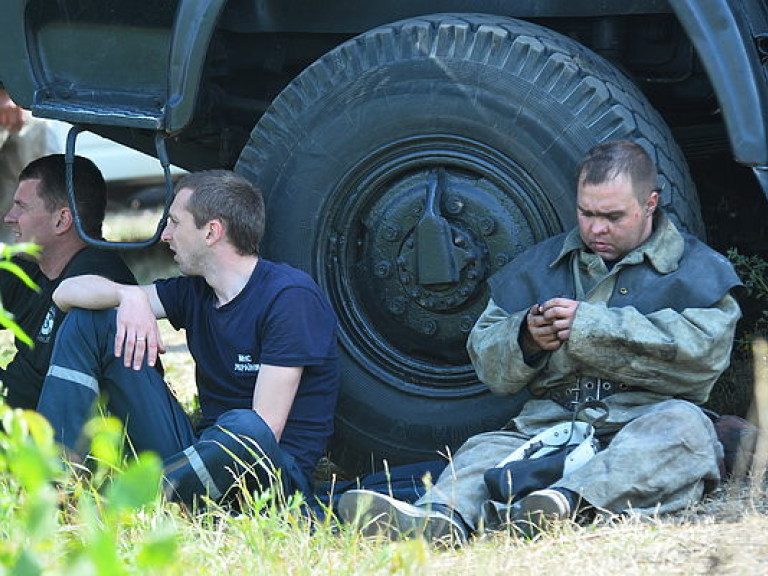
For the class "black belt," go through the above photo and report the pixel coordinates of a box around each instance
[547,376,635,411]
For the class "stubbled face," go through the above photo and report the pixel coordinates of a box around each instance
[161,188,207,275]
[3,179,59,248]
[577,173,658,262]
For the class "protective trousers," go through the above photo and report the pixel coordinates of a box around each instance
[37,308,310,507]
[416,399,721,532]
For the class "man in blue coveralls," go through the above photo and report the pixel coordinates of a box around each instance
[37,170,340,507]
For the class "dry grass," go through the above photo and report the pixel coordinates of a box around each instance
[160,493,768,576]
[459,510,768,576]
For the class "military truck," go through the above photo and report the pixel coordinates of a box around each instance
[2,0,767,474]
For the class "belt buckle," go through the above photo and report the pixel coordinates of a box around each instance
[564,382,581,410]
[577,375,601,404]
[557,376,617,410]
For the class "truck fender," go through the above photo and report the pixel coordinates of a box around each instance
[670,0,768,167]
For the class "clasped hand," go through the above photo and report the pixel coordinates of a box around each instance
[524,297,579,352]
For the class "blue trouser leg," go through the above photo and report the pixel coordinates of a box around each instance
[39,308,311,507]
[37,308,196,458]
[163,408,311,507]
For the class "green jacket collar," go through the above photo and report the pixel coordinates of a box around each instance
[551,211,683,274]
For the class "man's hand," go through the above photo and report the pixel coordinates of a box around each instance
[522,297,580,354]
[540,297,579,341]
[114,288,165,370]
[53,277,168,369]
[0,89,25,133]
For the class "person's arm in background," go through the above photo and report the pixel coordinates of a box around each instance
[0,89,25,133]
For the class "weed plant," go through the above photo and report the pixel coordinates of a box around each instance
[728,248,768,338]
[0,404,442,575]
[705,249,768,416]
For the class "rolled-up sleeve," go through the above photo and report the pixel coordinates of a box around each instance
[467,299,546,395]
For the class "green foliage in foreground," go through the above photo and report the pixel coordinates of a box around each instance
[0,243,41,347]
[0,403,445,576]
[0,405,175,575]
[2,403,767,576]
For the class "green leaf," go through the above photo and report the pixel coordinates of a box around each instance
[104,452,162,513]
[10,449,58,496]
[0,309,34,348]
[21,488,58,542]
[86,415,126,469]
[23,411,56,451]
[10,548,43,576]
[0,260,39,292]
[3,411,59,493]
[136,529,178,569]
[87,529,126,576]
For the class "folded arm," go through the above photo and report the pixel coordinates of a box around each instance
[53,275,167,369]
[567,294,741,402]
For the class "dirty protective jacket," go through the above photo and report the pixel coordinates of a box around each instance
[467,211,742,433]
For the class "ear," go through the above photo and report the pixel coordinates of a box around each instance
[646,190,659,215]
[55,207,74,234]
[205,219,225,245]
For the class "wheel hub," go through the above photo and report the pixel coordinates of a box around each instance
[320,136,561,392]
[353,165,546,368]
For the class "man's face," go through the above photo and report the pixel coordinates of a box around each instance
[576,173,658,262]
[3,179,60,247]
[161,187,208,275]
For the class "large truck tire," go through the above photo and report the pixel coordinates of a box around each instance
[236,14,703,474]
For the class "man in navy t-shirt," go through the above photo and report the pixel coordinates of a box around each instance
[37,170,340,506]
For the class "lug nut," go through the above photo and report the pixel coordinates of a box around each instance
[382,224,401,241]
[374,261,392,278]
[460,315,475,333]
[421,320,438,336]
[479,217,496,236]
[494,253,510,267]
[445,195,464,214]
[388,298,406,315]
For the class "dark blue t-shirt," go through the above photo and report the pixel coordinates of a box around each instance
[154,259,340,476]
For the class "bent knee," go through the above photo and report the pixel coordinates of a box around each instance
[214,409,275,441]
[646,399,717,442]
[651,399,710,423]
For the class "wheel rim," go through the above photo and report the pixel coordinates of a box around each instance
[319,134,563,398]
